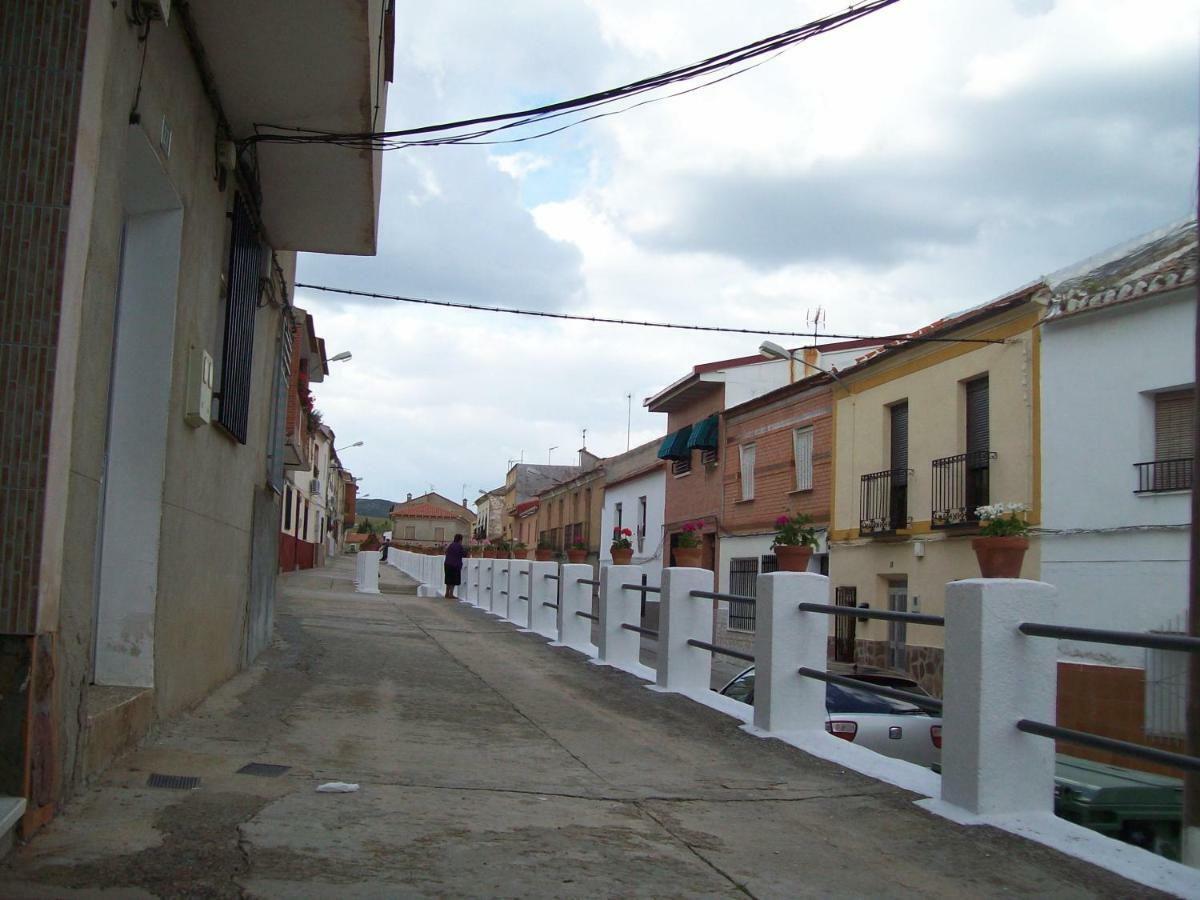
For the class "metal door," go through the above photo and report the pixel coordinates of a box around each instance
[886,580,908,669]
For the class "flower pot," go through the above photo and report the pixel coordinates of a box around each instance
[483,549,497,558]
[773,545,813,572]
[673,546,704,568]
[611,547,633,565]
[971,536,1029,578]
[534,549,554,562]
[511,548,528,560]
[567,549,587,563]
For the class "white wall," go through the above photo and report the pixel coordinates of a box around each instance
[716,359,790,408]
[1041,289,1194,666]
[600,468,666,574]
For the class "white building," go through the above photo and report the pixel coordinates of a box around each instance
[1040,220,1194,747]
[599,439,666,575]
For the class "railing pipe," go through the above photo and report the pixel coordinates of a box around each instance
[797,666,943,714]
[1018,622,1200,653]
[1016,719,1200,773]
[621,582,662,595]
[797,602,944,627]
[691,589,754,604]
[687,639,755,663]
[507,560,531,626]
[622,623,658,638]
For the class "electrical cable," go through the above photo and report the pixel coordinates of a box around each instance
[238,0,901,152]
[128,19,153,125]
[293,282,1006,344]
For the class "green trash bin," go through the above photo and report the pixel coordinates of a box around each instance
[1053,754,1183,861]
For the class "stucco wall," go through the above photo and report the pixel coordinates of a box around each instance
[600,469,666,567]
[1041,289,1193,666]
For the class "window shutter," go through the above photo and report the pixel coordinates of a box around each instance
[794,427,814,491]
[740,444,756,500]
[966,377,989,455]
[216,193,262,444]
[1155,390,1194,460]
[890,403,909,473]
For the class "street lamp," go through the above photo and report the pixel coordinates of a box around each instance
[758,340,847,390]
[329,351,352,363]
[336,441,364,452]
[548,445,558,464]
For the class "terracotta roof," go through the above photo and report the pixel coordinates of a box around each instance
[514,499,540,517]
[390,502,466,520]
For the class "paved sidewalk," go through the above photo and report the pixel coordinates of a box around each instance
[0,556,1163,898]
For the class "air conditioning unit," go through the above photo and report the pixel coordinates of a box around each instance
[309,479,320,494]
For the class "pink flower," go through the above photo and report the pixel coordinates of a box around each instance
[775,515,790,527]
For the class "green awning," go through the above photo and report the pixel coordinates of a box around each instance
[657,424,694,460]
[686,414,719,451]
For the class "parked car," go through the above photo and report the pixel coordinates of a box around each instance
[718,664,942,767]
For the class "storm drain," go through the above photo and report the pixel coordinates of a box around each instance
[146,773,201,790]
[237,763,291,778]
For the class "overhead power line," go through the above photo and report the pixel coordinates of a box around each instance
[293,282,1006,344]
[240,0,902,152]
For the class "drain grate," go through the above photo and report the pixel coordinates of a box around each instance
[147,773,201,790]
[237,762,291,778]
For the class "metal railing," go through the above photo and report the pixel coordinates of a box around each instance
[859,468,909,534]
[1016,620,1200,771]
[692,589,755,604]
[622,623,659,638]
[797,602,944,627]
[1134,457,1192,493]
[931,450,994,527]
[575,610,598,622]
[542,602,559,610]
[577,578,599,587]
[686,639,755,663]
[622,582,661,594]
[544,573,559,581]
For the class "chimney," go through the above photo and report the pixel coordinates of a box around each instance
[463,498,468,509]
[406,492,412,501]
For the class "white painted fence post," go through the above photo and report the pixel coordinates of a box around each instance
[557,563,595,653]
[598,564,641,671]
[529,562,559,636]
[354,550,365,585]
[435,554,446,596]
[492,560,511,618]
[356,550,381,595]
[940,578,1057,817]
[478,559,493,611]
[656,567,713,697]
[508,560,531,626]
[753,572,830,733]
[463,559,476,604]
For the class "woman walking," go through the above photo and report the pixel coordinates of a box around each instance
[444,533,466,600]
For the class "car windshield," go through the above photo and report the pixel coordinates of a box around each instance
[723,670,755,704]
[826,681,925,715]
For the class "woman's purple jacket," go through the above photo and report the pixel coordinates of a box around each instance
[445,540,466,568]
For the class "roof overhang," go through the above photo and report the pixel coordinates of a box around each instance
[184,0,389,254]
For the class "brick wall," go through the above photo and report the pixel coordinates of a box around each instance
[723,385,833,535]
[663,392,724,528]
[0,1,89,635]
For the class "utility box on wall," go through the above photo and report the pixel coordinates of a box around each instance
[184,346,213,427]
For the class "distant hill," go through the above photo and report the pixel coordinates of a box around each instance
[355,498,398,518]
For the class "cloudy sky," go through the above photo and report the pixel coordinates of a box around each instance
[295,0,1197,507]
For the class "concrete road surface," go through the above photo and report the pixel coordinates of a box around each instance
[0,557,1164,898]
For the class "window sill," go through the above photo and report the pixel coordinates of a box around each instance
[788,488,813,496]
[735,498,754,504]
[672,470,692,479]
[1134,488,1191,497]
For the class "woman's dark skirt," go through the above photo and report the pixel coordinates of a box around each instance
[444,563,462,587]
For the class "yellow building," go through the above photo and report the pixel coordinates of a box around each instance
[829,283,1047,695]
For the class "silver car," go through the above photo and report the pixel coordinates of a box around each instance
[718,666,942,768]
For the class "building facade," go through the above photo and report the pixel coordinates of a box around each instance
[390,493,475,547]
[829,285,1045,695]
[0,0,389,835]
[599,439,666,570]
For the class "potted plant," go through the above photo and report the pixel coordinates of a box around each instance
[610,527,635,565]
[495,538,512,559]
[535,539,555,562]
[772,513,819,571]
[511,541,528,560]
[483,538,498,559]
[468,539,483,558]
[566,537,588,564]
[673,521,706,568]
[972,503,1030,577]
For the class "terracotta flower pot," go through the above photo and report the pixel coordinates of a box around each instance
[673,546,704,568]
[483,549,497,558]
[511,548,528,560]
[971,536,1029,578]
[566,549,587,563]
[611,546,633,565]
[534,549,555,561]
[773,545,813,572]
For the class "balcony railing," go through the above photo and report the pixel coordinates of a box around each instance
[1134,458,1192,493]
[931,450,995,528]
[859,468,910,534]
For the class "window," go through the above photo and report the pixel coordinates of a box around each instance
[434,526,445,541]
[614,502,622,539]
[701,447,718,466]
[672,457,692,476]
[794,427,814,491]
[215,192,262,444]
[302,501,309,542]
[1155,390,1194,460]
[728,558,758,632]
[284,486,292,530]
[739,444,756,500]
[295,492,302,537]
[637,496,647,553]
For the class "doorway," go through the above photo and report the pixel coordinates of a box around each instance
[92,129,182,687]
[886,578,908,670]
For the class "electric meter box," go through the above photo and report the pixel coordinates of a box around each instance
[184,346,214,427]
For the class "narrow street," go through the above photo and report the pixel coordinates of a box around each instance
[0,558,1163,898]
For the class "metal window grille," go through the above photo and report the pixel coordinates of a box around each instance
[1145,615,1187,747]
[216,193,263,444]
[860,468,909,534]
[728,558,758,631]
[833,586,857,662]
[701,447,718,466]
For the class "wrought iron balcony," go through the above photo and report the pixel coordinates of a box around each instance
[859,468,910,535]
[1134,458,1193,493]
[931,450,995,528]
